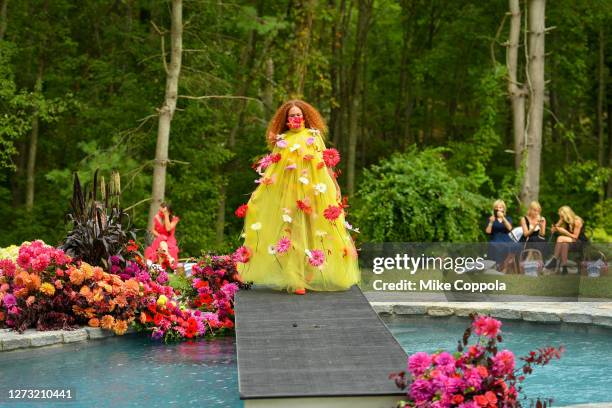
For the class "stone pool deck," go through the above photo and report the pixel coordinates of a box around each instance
[365,292,612,327]
[0,327,135,352]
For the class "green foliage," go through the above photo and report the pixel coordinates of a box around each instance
[539,160,611,226]
[62,171,136,267]
[353,147,490,242]
[1,0,610,251]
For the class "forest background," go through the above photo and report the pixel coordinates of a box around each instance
[1,0,610,256]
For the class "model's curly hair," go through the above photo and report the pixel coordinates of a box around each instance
[265,100,327,149]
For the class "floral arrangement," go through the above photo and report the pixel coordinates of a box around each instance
[390,314,564,408]
[1,240,249,343]
[133,279,207,342]
[184,254,251,329]
[0,240,75,331]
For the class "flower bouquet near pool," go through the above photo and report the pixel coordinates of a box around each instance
[390,313,564,407]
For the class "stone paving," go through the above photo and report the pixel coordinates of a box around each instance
[0,327,135,352]
[364,292,612,328]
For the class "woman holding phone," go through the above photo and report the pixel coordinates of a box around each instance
[485,199,514,270]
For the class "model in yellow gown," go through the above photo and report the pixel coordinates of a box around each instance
[235,117,360,293]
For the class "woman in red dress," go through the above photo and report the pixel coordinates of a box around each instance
[145,202,180,269]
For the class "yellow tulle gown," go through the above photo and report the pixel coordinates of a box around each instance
[235,125,360,292]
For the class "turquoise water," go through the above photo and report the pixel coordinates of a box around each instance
[0,335,242,408]
[384,315,612,406]
[1,318,610,407]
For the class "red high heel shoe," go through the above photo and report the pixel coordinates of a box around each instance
[294,288,306,295]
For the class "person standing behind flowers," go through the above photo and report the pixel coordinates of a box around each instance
[544,205,587,275]
[234,99,360,295]
[145,202,180,269]
[485,199,514,270]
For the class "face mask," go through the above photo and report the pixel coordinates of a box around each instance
[287,116,304,129]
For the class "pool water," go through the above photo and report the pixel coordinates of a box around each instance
[1,318,610,407]
[0,335,242,408]
[384,315,612,406]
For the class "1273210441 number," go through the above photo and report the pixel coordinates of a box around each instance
[5,388,74,400]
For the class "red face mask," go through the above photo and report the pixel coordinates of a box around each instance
[287,116,304,129]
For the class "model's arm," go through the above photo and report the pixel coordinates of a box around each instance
[485,216,494,235]
[557,219,582,240]
[501,215,512,231]
[163,213,179,231]
[538,217,546,236]
[520,217,531,237]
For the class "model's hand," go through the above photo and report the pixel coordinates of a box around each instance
[488,215,495,223]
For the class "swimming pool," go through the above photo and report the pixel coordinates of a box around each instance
[0,335,242,407]
[384,315,612,406]
[1,316,610,407]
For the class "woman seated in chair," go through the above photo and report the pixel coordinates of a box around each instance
[485,199,514,271]
[544,205,587,274]
[519,201,546,250]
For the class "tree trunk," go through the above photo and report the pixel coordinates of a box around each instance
[346,0,373,196]
[396,0,415,148]
[148,0,183,230]
[216,184,226,246]
[597,26,605,167]
[229,26,258,147]
[335,0,353,152]
[0,0,8,40]
[329,0,345,146]
[263,57,274,119]
[607,99,612,199]
[520,0,546,207]
[287,0,314,98]
[507,0,526,171]
[25,60,44,211]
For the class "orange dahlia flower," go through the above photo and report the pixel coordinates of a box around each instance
[113,319,128,335]
[81,262,94,280]
[100,315,115,330]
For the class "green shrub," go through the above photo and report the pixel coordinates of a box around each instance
[352,147,490,242]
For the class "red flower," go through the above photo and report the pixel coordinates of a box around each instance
[185,327,197,338]
[235,204,248,218]
[187,317,198,331]
[199,294,213,305]
[473,316,502,338]
[451,395,464,405]
[474,391,498,408]
[233,246,252,263]
[126,239,139,252]
[153,313,164,326]
[296,199,313,215]
[323,204,343,221]
[476,365,489,378]
[195,280,209,289]
[270,153,281,163]
[322,148,341,167]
